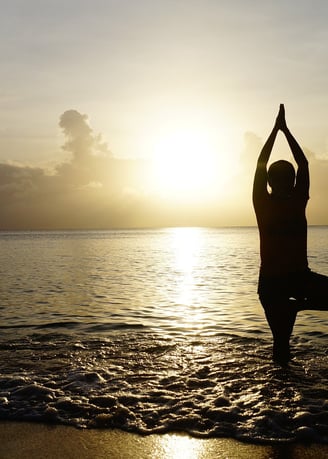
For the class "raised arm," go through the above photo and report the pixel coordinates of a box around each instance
[252,109,280,203]
[279,105,309,197]
[278,104,308,167]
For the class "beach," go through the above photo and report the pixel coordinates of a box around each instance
[1,422,328,459]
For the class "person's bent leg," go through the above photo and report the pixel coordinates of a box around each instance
[260,296,297,365]
[302,271,328,311]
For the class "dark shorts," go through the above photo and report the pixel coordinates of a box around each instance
[258,268,328,311]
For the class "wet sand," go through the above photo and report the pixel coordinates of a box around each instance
[1,422,328,459]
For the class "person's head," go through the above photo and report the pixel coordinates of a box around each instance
[268,160,295,196]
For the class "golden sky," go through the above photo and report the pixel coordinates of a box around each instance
[1,1,328,229]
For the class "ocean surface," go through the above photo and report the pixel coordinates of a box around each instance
[0,227,328,444]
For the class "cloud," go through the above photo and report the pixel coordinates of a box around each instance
[0,110,152,229]
[80,181,103,190]
[59,110,109,161]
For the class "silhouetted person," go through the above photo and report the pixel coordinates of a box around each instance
[253,104,328,365]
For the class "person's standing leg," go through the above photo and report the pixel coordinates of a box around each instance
[260,297,297,365]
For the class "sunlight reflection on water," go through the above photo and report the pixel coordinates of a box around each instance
[0,227,327,339]
[0,227,262,346]
[161,434,205,459]
[169,228,208,330]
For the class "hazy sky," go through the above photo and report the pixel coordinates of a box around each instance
[1,0,328,229]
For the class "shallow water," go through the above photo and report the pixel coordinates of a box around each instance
[0,227,327,443]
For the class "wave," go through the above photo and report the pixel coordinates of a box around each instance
[1,331,328,444]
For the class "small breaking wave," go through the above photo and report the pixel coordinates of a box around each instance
[1,332,328,444]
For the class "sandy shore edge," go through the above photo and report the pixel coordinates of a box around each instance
[1,422,328,459]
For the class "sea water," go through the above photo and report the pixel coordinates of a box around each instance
[0,227,327,443]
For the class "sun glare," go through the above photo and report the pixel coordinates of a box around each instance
[160,434,205,459]
[151,126,235,200]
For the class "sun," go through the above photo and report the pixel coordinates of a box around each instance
[151,126,235,200]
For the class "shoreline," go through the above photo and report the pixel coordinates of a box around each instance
[1,422,328,459]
